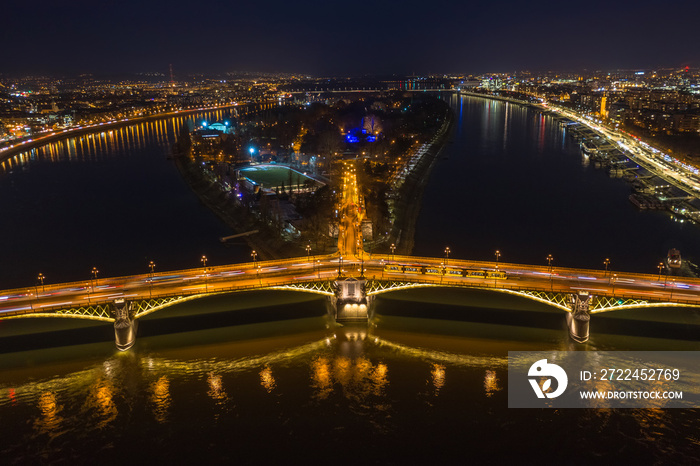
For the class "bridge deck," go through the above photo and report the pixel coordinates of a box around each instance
[2,254,699,321]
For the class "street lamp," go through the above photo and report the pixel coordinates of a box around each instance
[546,255,553,291]
[91,267,99,291]
[390,243,396,259]
[251,250,258,265]
[611,273,617,296]
[604,258,610,275]
[306,244,311,262]
[37,273,45,293]
[444,247,451,266]
[495,250,501,269]
[149,261,156,298]
[201,256,208,292]
[657,262,664,280]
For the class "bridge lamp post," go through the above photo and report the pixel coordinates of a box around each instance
[444,247,451,266]
[391,243,396,259]
[37,273,45,297]
[306,244,311,262]
[201,256,208,292]
[495,250,501,270]
[604,258,610,276]
[251,250,258,265]
[546,255,553,291]
[657,262,664,280]
[317,260,321,279]
[91,267,99,291]
[612,273,617,297]
[149,261,156,298]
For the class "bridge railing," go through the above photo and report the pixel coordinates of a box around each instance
[4,267,700,320]
[3,253,698,301]
[362,274,700,307]
[371,254,698,286]
[0,254,339,297]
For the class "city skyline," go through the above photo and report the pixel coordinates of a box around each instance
[3,0,699,76]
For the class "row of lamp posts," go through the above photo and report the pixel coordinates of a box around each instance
[29,250,681,308]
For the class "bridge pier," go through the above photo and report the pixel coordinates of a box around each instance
[330,278,371,322]
[567,291,590,343]
[112,298,138,351]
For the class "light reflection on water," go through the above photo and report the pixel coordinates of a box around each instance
[35,391,62,436]
[0,109,232,174]
[0,322,697,463]
[150,376,171,424]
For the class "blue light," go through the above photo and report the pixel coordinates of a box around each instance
[202,121,207,126]
[249,147,255,154]
[367,136,376,142]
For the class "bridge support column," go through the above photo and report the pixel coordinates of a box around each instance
[112,298,138,351]
[567,291,590,343]
[330,278,371,322]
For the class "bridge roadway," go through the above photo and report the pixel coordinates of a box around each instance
[3,254,700,321]
[337,162,364,256]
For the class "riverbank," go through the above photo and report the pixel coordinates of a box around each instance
[458,90,546,110]
[388,106,454,255]
[173,154,295,260]
[0,102,258,166]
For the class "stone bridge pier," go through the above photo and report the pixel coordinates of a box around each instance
[567,291,591,343]
[112,298,138,351]
[330,278,372,322]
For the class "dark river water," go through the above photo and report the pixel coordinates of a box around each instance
[0,96,698,464]
[0,109,248,289]
[416,94,700,273]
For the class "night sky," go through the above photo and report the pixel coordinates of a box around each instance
[3,0,698,76]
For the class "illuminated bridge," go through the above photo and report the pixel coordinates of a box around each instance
[2,253,700,350]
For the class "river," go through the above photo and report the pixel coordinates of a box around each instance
[0,109,249,289]
[0,94,698,464]
[415,94,700,273]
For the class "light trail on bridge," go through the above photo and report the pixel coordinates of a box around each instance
[2,253,700,320]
